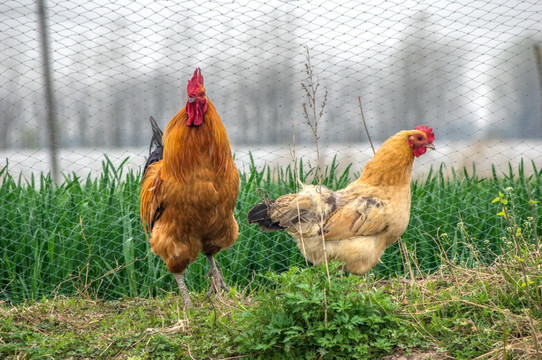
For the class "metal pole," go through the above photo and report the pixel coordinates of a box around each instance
[534,45,542,134]
[37,0,59,182]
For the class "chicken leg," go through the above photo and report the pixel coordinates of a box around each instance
[174,273,193,310]
[205,254,229,299]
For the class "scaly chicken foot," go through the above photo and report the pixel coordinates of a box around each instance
[205,254,229,300]
[174,273,193,310]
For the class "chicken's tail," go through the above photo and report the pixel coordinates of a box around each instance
[143,116,164,175]
[247,201,285,232]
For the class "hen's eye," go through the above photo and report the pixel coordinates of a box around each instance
[417,136,423,141]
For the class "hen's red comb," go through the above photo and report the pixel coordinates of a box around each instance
[415,125,435,143]
[187,67,204,93]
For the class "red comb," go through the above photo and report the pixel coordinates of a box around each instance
[187,67,204,93]
[415,125,435,143]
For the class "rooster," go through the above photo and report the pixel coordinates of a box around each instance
[247,126,435,275]
[140,68,239,309]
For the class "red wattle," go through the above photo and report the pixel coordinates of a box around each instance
[413,147,427,158]
[186,101,205,126]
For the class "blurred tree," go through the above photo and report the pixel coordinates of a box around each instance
[392,13,470,140]
[488,39,542,139]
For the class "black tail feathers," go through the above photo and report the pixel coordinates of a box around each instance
[247,201,284,231]
[143,116,164,175]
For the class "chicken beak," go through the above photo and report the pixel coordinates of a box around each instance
[425,143,435,150]
[188,97,196,103]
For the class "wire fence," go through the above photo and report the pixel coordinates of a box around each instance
[1,0,542,303]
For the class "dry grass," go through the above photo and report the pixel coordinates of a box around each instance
[1,248,540,359]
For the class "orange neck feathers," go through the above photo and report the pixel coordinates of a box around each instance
[161,100,234,183]
[357,130,417,187]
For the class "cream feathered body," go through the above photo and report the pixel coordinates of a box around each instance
[247,127,434,275]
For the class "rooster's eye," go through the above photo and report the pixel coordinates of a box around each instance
[417,136,423,141]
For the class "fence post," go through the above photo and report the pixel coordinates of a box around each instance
[37,0,59,182]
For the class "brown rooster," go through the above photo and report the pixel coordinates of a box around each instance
[247,126,435,275]
[140,68,239,309]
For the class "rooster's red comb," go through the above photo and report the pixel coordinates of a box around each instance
[415,125,435,143]
[187,67,204,94]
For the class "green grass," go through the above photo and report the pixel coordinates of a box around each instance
[0,156,541,305]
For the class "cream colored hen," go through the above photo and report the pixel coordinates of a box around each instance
[247,126,435,275]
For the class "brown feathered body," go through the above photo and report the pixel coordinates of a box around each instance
[140,70,238,307]
[141,102,239,274]
[247,128,434,275]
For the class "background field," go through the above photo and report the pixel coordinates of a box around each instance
[1,1,542,179]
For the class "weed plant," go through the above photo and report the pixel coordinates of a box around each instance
[234,262,426,359]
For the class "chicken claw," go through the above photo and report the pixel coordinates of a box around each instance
[205,254,229,299]
[174,273,193,310]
